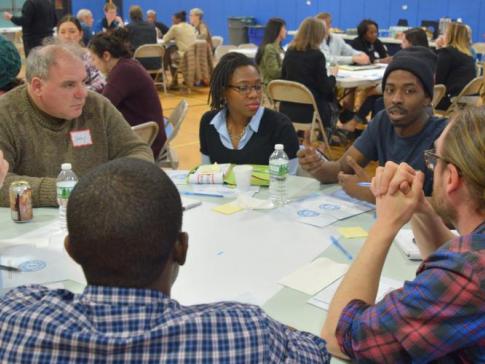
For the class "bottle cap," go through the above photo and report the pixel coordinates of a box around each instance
[275,144,284,150]
[61,163,72,170]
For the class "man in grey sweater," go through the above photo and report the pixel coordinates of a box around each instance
[0,43,154,207]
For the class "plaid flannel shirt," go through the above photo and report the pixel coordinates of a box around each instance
[0,285,329,363]
[336,222,485,363]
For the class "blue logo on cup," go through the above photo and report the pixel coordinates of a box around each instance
[19,260,47,272]
[319,203,340,210]
[297,209,320,217]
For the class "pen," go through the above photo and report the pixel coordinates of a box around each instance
[330,235,353,260]
[181,191,224,198]
[357,182,371,187]
[0,264,20,272]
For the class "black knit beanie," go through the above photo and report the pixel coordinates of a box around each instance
[382,46,436,98]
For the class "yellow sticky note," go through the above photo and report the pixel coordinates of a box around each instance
[212,202,242,215]
[337,227,368,239]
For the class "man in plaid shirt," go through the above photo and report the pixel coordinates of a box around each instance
[322,106,485,362]
[0,158,330,363]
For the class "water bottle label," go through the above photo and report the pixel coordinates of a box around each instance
[57,186,74,199]
[269,163,288,177]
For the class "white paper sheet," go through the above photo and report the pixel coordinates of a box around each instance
[278,257,349,295]
[290,194,373,228]
[172,202,332,305]
[0,244,85,289]
[308,276,404,311]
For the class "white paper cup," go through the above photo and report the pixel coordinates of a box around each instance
[233,165,253,192]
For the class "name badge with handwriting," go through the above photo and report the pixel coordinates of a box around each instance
[70,129,93,147]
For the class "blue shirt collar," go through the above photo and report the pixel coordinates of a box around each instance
[210,106,265,134]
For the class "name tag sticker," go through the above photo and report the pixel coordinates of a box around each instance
[70,129,93,147]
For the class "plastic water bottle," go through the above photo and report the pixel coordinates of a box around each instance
[56,163,78,232]
[269,144,289,207]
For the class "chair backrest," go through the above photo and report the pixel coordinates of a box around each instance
[133,44,165,59]
[431,84,446,111]
[238,43,257,49]
[214,45,237,61]
[132,121,159,147]
[166,99,189,143]
[211,35,223,49]
[267,80,330,148]
[444,76,483,116]
[458,76,483,97]
[267,80,317,107]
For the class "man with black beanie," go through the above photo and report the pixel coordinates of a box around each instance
[298,46,447,203]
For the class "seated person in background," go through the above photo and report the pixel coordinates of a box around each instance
[57,15,106,93]
[280,17,355,131]
[316,12,370,66]
[95,2,123,33]
[160,10,197,90]
[435,22,476,111]
[351,19,391,63]
[298,48,446,202]
[126,5,157,51]
[146,9,169,38]
[199,52,299,173]
[89,29,166,159]
[0,43,153,207]
[0,35,23,95]
[189,8,213,50]
[401,27,429,49]
[0,151,8,187]
[126,5,159,70]
[0,158,331,363]
[76,8,94,45]
[322,106,485,362]
[255,18,287,89]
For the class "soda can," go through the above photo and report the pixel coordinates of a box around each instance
[9,181,33,223]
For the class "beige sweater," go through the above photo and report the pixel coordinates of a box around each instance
[161,22,197,55]
[0,85,154,207]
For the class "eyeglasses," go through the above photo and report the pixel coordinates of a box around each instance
[227,84,263,95]
[423,148,460,173]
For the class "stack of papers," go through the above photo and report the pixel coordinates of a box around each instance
[308,276,404,310]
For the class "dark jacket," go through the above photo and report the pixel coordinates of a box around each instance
[10,0,56,55]
[351,37,388,63]
[435,46,476,111]
[279,48,336,127]
[127,21,160,70]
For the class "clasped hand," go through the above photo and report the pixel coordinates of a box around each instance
[371,161,427,229]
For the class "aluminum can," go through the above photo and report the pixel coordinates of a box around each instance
[9,181,33,223]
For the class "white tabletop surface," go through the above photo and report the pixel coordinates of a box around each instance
[0,178,420,362]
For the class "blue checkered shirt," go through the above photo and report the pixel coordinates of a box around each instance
[0,285,330,363]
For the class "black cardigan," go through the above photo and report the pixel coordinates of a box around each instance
[351,37,388,63]
[435,46,476,111]
[279,48,336,126]
[199,108,299,165]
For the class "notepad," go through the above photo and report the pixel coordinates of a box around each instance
[337,227,368,239]
[278,257,349,295]
[212,202,243,215]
